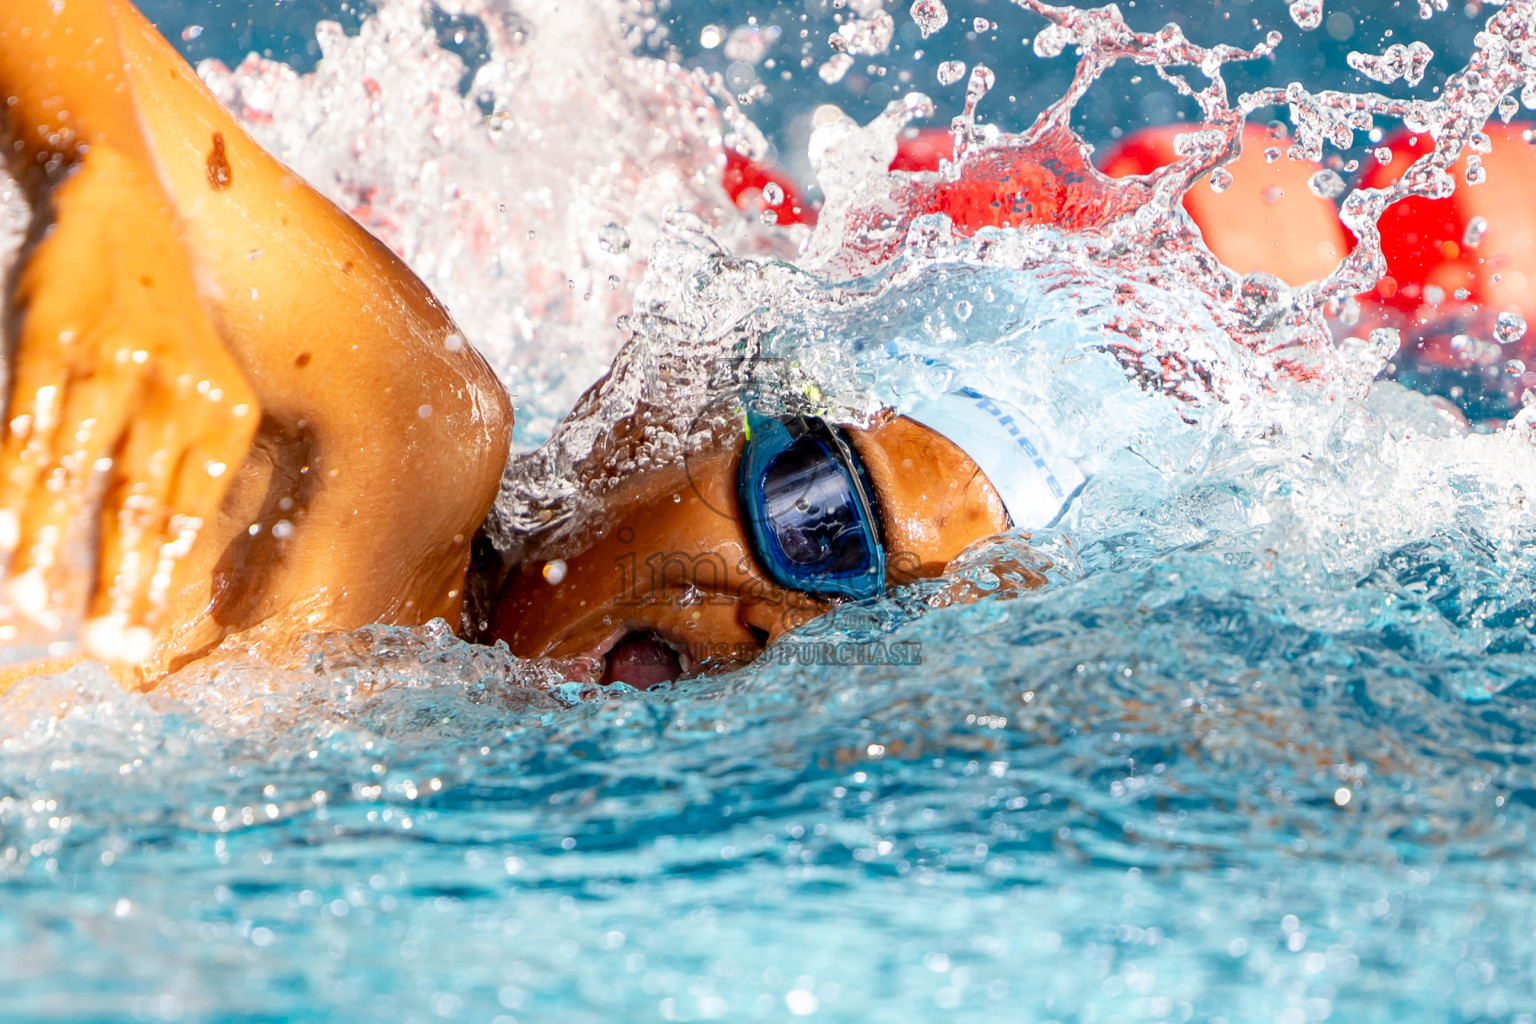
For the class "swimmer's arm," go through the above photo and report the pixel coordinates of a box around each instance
[0,0,510,682]
[0,0,153,186]
[0,0,260,662]
[97,4,514,668]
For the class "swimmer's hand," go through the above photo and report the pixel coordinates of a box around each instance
[0,144,259,663]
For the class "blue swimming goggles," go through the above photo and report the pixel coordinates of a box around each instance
[737,410,885,602]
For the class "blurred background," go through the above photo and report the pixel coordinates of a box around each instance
[139,0,1485,185]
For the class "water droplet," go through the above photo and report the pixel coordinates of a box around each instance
[1506,358,1528,376]
[542,559,568,585]
[762,182,785,206]
[972,17,991,32]
[1289,0,1323,31]
[1308,169,1345,198]
[1463,216,1489,248]
[1264,147,1282,163]
[1374,145,1394,164]
[1370,327,1403,357]
[936,59,966,86]
[1524,82,1536,109]
[1496,311,1528,345]
[1348,42,1432,86]
[1209,168,1233,193]
[1470,131,1493,154]
[699,24,724,49]
[831,12,895,57]
[1404,41,1434,87]
[903,91,936,118]
[598,223,630,253]
[1033,24,1073,59]
[1236,273,1287,328]
[910,0,948,39]
[725,25,771,64]
[954,299,973,320]
[966,64,996,104]
[1500,95,1520,122]
[1466,158,1487,185]
[181,24,204,41]
[785,989,819,1016]
[819,53,855,83]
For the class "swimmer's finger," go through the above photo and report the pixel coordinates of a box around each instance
[165,422,253,529]
[83,392,191,661]
[1,362,138,622]
[0,165,116,594]
[0,369,65,557]
[84,369,258,661]
[0,296,94,554]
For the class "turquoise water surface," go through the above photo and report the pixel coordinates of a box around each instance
[5,1,1536,1022]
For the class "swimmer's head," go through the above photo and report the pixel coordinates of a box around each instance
[487,392,1075,688]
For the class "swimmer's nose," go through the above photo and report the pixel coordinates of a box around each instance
[737,589,831,648]
[739,600,786,646]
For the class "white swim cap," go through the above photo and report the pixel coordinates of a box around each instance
[898,389,1085,530]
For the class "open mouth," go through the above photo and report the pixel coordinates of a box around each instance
[596,630,688,690]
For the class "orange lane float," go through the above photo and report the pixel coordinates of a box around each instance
[722,123,1536,371]
[1356,123,1536,368]
[722,148,817,227]
[1099,123,1350,288]
[726,123,1351,286]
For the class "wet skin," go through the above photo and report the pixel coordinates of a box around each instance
[0,0,1011,691]
[489,414,1011,687]
[0,0,510,684]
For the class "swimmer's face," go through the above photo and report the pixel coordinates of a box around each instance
[487,415,1009,687]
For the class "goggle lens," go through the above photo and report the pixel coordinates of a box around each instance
[739,412,884,601]
[761,435,876,575]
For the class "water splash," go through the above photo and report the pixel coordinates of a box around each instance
[1348,40,1436,86]
[8,1,1536,1017]
[481,0,1536,592]
[0,0,1532,657]
[195,0,790,443]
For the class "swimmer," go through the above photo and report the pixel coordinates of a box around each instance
[0,0,1479,692]
[0,0,1035,691]
[0,0,510,682]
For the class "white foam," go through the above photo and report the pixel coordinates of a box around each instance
[197,0,789,444]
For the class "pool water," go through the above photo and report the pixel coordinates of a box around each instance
[6,0,1536,1021]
